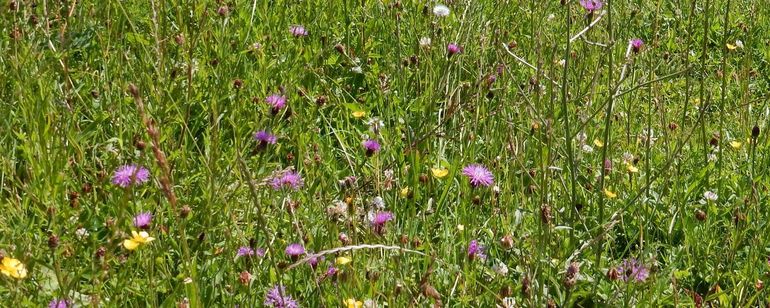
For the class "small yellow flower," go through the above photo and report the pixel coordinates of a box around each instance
[726,43,737,50]
[431,168,449,178]
[336,256,352,265]
[345,298,363,308]
[593,139,604,148]
[730,140,742,149]
[123,230,155,250]
[352,111,366,118]
[604,189,617,199]
[457,224,465,231]
[400,187,410,198]
[626,163,639,173]
[0,257,27,279]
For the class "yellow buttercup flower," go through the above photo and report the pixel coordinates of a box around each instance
[123,231,155,250]
[336,256,352,265]
[604,189,617,199]
[726,43,737,50]
[0,257,27,279]
[352,111,366,118]
[593,139,604,148]
[400,187,410,198]
[730,140,742,149]
[457,224,465,231]
[345,298,363,308]
[626,163,639,173]
[431,168,449,178]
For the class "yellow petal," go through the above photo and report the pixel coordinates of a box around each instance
[626,164,639,173]
[336,256,352,265]
[730,141,742,149]
[593,139,604,148]
[123,239,140,250]
[352,111,366,118]
[604,189,617,199]
[345,299,363,308]
[457,224,465,231]
[431,168,449,178]
[726,43,737,50]
[400,187,410,198]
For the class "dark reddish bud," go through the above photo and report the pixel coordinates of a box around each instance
[472,195,481,205]
[334,43,346,54]
[9,1,18,11]
[500,235,514,249]
[607,267,620,281]
[547,299,556,308]
[180,205,191,218]
[233,79,243,89]
[239,271,252,286]
[175,34,185,45]
[48,234,60,249]
[668,122,679,130]
[95,246,106,258]
[339,232,351,245]
[135,139,146,151]
[521,275,531,297]
[540,204,552,225]
[508,41,518,49]
[409,55,419,66]
[82,183,92,194]
[603,158,613,174]
[419,173,428,183]
[499,285,512,298]
[411,237,421,248]
[217,6,229,17]
[752,125,760,139]
[315,95,327,106]
[695,209,707,221]
[400,234,409,245]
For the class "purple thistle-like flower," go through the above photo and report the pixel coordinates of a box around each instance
[308,254,324,269]
[617,258,649,282]
[285,243,305,257]
[371,211,394,235]
[271,171,304,191]
[362,139,381,156]
[266,94,287,111]
[254,131,278,145]
[631,38,644,53]
[256,248,266,257]
[447,43,462,56]
[264,285,299,308]
[467,240,487,261]
[326,266,338,277]
[289,25,308,37]
[579,0,603,12]
[112,164,150,188]
[49,299,68,308]
[462,164,494,187]
[133,212,153,229]
[237,246,255,258]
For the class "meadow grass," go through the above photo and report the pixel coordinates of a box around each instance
[1,0,770,306]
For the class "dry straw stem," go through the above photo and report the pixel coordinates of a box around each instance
[285,244,426,270]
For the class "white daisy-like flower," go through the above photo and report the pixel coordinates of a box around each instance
[419,37,432,48]
[703,191,718,202]
[432,4,450,17]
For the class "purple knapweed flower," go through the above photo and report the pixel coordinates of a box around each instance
[631,38,644,53]
[285,243,305,260]
[49,299,68,308]
[326,266,338,277]
[467,240,487,261]
[133,212,152,229]
[265,94,287,111]
[447,43,462,56]
[362,139,381,156]
[254,131,277,146]
[112,164,150,188]
[617,258,649,282]
[308,254,324,269]
[371,211,394,235]
[289,25,308,37]
[237,246,255,258]
[264,285,299,308]
[462,164,494,187]
[271,171,304,191]
[579,0,603,12]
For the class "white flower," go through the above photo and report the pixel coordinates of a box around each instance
[367,117,385,133]
[351,66,363,74]
[735,40,744,49]
[581,144,594,153]
[707,153,717,162]
[575,131,587,145]
[704,191,718,202]
[371,196,385,209]
[419,37,432,48]
[75,228,89,239]
[491,261,509,276]
[432,4,450,17]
